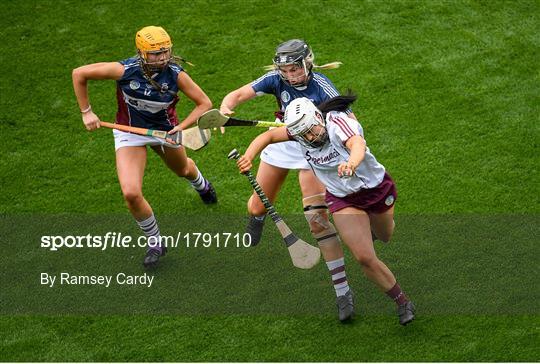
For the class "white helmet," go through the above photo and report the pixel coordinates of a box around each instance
[284,98,328,148]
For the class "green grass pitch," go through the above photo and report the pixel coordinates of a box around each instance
[1,0,539,361]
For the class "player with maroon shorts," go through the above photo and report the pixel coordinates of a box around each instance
[235,95,415,325]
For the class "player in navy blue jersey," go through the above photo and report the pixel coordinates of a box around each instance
[220,39,357,321]
[73,26,217,268]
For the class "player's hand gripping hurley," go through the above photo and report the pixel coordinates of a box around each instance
[228,149,321,269]
[198,109,284,129]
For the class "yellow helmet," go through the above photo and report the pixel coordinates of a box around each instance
[136,26,172,53]
[135,26,173,72]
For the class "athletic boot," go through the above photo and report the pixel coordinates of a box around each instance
[397,301,415,325]
[336,289,355,322]
[198,181,217,204]
[143,246,167,268]
[246,215,265,246]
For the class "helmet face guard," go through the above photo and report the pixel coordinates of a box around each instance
[284,97,329,148]
[136,26,174,74]
[138,49,174,73]
[296,121,329,148]
[273,39,314,88]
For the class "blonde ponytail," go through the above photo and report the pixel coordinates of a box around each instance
[313,61,342,70]
[263,61,342,72]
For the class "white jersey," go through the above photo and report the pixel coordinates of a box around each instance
[299,111,386,197]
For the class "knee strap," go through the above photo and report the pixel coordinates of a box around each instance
[303,194,339,244]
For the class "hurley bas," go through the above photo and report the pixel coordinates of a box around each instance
[41,272,154,288]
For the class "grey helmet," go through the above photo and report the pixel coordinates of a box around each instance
[273,39,314,88]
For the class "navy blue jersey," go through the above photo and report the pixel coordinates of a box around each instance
[251,70,341,114]
[116,56,183,130]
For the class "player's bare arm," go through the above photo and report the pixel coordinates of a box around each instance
[338,135,366,177]
[72,62,125,131]
[237,127,289,173]
[220,83,257,115]
[169,72,212,134]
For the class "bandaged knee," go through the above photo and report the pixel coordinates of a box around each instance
[303,194,339,245]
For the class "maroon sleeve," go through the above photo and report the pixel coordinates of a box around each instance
[286,129,296,141]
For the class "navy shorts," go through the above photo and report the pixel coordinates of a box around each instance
[325,173,397,214]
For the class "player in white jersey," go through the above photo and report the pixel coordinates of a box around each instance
[220,39,357,321]
[235,96,416,326]
[72,26,217,268]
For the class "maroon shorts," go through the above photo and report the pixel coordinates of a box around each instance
[325,173,397,214]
